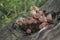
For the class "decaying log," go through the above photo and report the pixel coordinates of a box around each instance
[0,0,60,40]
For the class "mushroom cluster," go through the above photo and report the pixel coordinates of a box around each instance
[16,6,52,35]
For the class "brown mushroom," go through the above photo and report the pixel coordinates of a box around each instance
[16,18,24,25]
[46,14,52,21]
[30,10,36,17]
[26,28,31,34]
[39,15,47,22]
[30,6,39,11]
[39,22,48,29]
[25,17,37,24]
[16,17,28,25]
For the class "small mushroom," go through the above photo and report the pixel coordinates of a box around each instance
[46,14,52,21]
[16,18,24,25]
[30,10,36,17]
[39,22,48,29]
[39,15,47,22]
[25,17,37,24]
[16,17,27,25]
[30,6,39,11]
[26,28,31,34]
[31,18,37,23]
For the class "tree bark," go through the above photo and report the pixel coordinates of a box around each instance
[41,0,60,12]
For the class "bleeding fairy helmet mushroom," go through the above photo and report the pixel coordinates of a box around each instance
[30,6,39,11]
[25,17,37,24]
[16,17,26,25]
[39,15,47,22]
[39,22,48,29]
[26,28,31,34]
[30,10,36,17]
[46,13,52,21]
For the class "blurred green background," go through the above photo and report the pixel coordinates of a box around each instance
[0,0,47,27]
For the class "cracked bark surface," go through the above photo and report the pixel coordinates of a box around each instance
[0,0,60,40]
